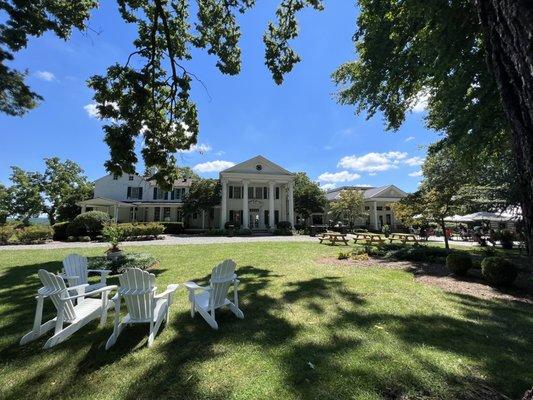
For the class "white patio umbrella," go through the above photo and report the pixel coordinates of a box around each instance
[463,211,512,222]
[444,215,474,223]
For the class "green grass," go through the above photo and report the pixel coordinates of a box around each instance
[0,242,532,399]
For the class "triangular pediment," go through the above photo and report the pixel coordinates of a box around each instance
[366,185,407,199]
[221,155,292,175]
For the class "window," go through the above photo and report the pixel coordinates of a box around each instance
[275,187,280,199]
[112,174,118,180]
[386,214,392,225]
[129,175,134,181]
[364,206,370,211]
[231,186,242,199]
[264,187,268,199]
[274,210,279,225]
[127,186,143,199]
[255,187,263,199]
[153,187,166,200]
[154,207,161,221]
[176,210,183,222]
[173,187,186,201]
[248,186,254,199]
[377,206,383,211]
[163,207,171,221]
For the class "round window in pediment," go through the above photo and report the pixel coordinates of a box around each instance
[255,164,263,171]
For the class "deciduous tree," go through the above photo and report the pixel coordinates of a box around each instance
[293,172,326,225]
[329,189,366,230]
[183,178,221,228]
[8,167,43,224]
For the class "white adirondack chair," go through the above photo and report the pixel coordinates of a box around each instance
[105,268,179,349]
[184,259,244,330]
[61,254,111,297]
[20,269,117,349]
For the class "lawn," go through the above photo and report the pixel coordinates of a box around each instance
[0,242,532,399]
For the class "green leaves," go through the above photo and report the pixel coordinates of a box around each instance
[264,0,324,84]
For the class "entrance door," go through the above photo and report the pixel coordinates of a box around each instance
[249,209,260,229]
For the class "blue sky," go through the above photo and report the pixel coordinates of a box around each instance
[0,2,439,192]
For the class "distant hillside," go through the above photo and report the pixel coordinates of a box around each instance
[6,217,50,226]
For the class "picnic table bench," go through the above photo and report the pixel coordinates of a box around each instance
[388,233,419,244]
[353,233,385,245]
[318,232,350,246]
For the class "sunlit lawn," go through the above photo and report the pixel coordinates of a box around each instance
[0,242,532,399]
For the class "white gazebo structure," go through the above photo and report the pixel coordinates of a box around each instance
[219,156,295,231]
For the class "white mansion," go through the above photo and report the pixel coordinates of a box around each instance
[79,155,407,231]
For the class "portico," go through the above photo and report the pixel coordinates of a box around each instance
[219,156,295,230]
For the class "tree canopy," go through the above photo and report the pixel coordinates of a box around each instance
[293,172,326,224]
[183,178,221,227]
[329,189,366,229]
[1,0,324,188]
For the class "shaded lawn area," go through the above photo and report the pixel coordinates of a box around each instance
[0,242,532,399]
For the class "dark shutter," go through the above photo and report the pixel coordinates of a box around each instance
[164,191,168,200]
[264,210,269,226]
[275,210,279,224]
[153,187,158,200]
[264,187,268,199]
[229,186,233,199]
[171,189,175,200]
[275,187,280,199]
[240,210,244,223]
[138,187,143,199]
[229,210,234,221]
[127,187,132,198]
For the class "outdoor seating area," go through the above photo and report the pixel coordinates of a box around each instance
[20,254,243,350]
[318,232,350,246]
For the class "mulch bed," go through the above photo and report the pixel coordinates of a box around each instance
[317,256,533,304]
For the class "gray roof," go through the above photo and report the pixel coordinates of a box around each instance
[325,185,406,201]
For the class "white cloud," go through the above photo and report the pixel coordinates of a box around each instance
[193,160,235,173]
[408,170,423,177]
[338,151,407,173]
[404,156,425,166]
[405,136,415,142]
[215,150,226,156]
[412,91,430,112]
[320,183,336,191]
[318,170,361,183]
[179,143,212,154]
[84,103,100,118]
[368,172,377,176]
[84,101,119,119]
[35,71,56,81]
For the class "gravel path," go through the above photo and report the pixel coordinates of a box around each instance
[0,234,317,251]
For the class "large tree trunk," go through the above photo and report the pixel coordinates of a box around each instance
[475,0,533,260]
[440,219,450,251]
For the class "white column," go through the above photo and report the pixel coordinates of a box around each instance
[81,205,87,213]
[221,179,227,227]
[288,182,294,227]
[113,205,118,223]
[373,201,378,230]
[268,181,275,230]
[242,180,249,228]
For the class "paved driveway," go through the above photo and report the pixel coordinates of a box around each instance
[0,234,317,251]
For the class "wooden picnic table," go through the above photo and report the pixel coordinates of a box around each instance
[353,233,385,245]
[318,232,350,246]
[389,233,419,244]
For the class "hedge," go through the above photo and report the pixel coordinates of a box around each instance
[161,222,184,234]
[119,223,165,239]
[67,211,110,238]
[446,253,472,276]
[481,257,517,286]
[52,222,70,241]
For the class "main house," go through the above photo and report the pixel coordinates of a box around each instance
[79,156,295,231]
[79,155,407,231]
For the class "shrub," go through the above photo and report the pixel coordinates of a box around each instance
[67,211,110,238]
[78,236,91,242]
[0,225,15,245]
[384,245,449,262]
[224,221,241,230]
[16,225,53,244]
[237,228,253,236]
[102,223,123,251]
[273,228,293,236]
[89,252,158,274]
[277,221,292,230]
[381,224,391,238]
[52,222,70,241]
[353,228,368,233]
[481,257,517,286]
[119,223,165,239]
[161,222,184,234]
[338,251,350,260]
[446,253,472,276]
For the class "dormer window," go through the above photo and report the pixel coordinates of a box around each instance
[112,173,119,180]
[129,175,134,181]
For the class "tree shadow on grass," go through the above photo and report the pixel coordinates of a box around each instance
[2,261,533,399]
